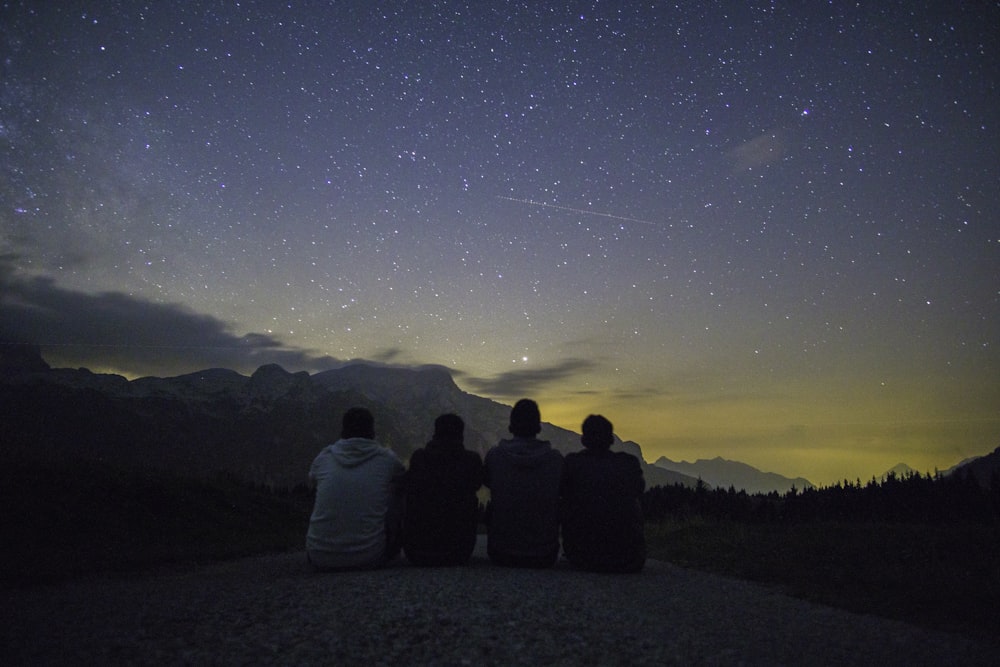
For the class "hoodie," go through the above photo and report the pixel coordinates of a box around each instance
[484,437,564,566]
[306,437,405,568]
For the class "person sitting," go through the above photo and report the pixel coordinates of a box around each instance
[483,399,564,568]
[306,407,405,570]
[401,413,484,566]
[560,414,646,573]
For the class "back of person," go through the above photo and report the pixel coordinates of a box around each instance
[307,407,405,570]
[484,399,564,568]
[561,415,646,573]
[402,414,483,566]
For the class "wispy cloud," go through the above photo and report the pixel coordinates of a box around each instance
[462,357,600,397]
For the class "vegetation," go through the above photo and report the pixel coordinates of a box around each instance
[643,473,1000,644]
[0,457,312,586]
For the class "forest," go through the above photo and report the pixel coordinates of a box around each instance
[642,469,1000,524]
[641,470,999,644]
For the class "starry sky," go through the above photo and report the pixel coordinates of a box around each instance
[2,1,998,485]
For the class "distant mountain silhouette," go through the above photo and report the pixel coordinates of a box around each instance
[881,462,920,481]
[654,455,814,494]
[944,446,1000,488]
[0,346,691,490]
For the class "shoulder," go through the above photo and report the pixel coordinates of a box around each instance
[484,440,508,460]
[378,445,405,467]
[537,439,562,457]
[603,450,642,472]
[613,451,643,467]
[406,448,428,468]
[311,445,334,464]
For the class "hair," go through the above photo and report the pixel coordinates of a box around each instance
[581,414,614,451]
[341,406,375,439]
[508,398,542,438]
[433,413,465,444]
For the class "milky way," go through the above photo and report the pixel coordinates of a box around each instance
[1,1,997,483]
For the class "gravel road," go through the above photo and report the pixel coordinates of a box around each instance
[2,539,993,666]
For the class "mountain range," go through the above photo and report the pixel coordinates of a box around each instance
[3,345,993,493]
[654,456,815,495]
[0,345,694,490]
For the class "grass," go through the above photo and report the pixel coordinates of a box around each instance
[645,517,1000,644]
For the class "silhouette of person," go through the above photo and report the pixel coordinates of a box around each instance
[401,413,483,566]
[560,414,646,572]
[483,398,564,568]
[306,406,405,570]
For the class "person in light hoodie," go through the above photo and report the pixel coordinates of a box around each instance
[306,407,405,570]
[483,398,564,568]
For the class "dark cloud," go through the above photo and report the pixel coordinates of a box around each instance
[604,386,673,401]
[462,358,599,397]
[0,257,343,376]
[370,347,405,363]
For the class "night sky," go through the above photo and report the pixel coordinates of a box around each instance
[2,1,997,485]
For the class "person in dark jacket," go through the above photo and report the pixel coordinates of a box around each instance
[560,414,646,573]
[483,399,564,568]
[401,414,484,566]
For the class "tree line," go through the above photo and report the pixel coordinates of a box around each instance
[642,470,1000,524]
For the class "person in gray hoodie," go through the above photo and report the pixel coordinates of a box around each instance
[306,407,405,570]
[483,399,564,568]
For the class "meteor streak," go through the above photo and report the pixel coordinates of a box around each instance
[497,196,657,226]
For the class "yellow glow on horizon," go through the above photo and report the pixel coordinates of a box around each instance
[515,370,1000,488]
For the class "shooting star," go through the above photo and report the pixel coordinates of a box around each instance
[497,196,658,226]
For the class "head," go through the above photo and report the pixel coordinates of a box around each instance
[508,398,542,438]
[433,413,465,445]
[341,406,375,440]
[581,414,614,451]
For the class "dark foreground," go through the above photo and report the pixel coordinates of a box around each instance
[2,538,995,666]
[646,519,1000,645]
[3,459,998,653]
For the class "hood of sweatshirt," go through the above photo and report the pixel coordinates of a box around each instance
[494,436,556,469]
[328,437,387,468]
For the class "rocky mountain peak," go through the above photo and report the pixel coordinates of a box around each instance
[0,344,51,375]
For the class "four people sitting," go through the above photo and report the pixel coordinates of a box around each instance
[306,399,646,573]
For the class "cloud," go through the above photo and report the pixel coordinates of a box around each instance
[462,357,599,397]
[0,256,343,376]
[370,347,405,363]
[729,131,786,171]
[604,386,673,400]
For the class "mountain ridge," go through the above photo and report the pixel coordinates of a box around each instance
[4,345,993,492]
[0,345,693,490]
[654,455,815,494]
